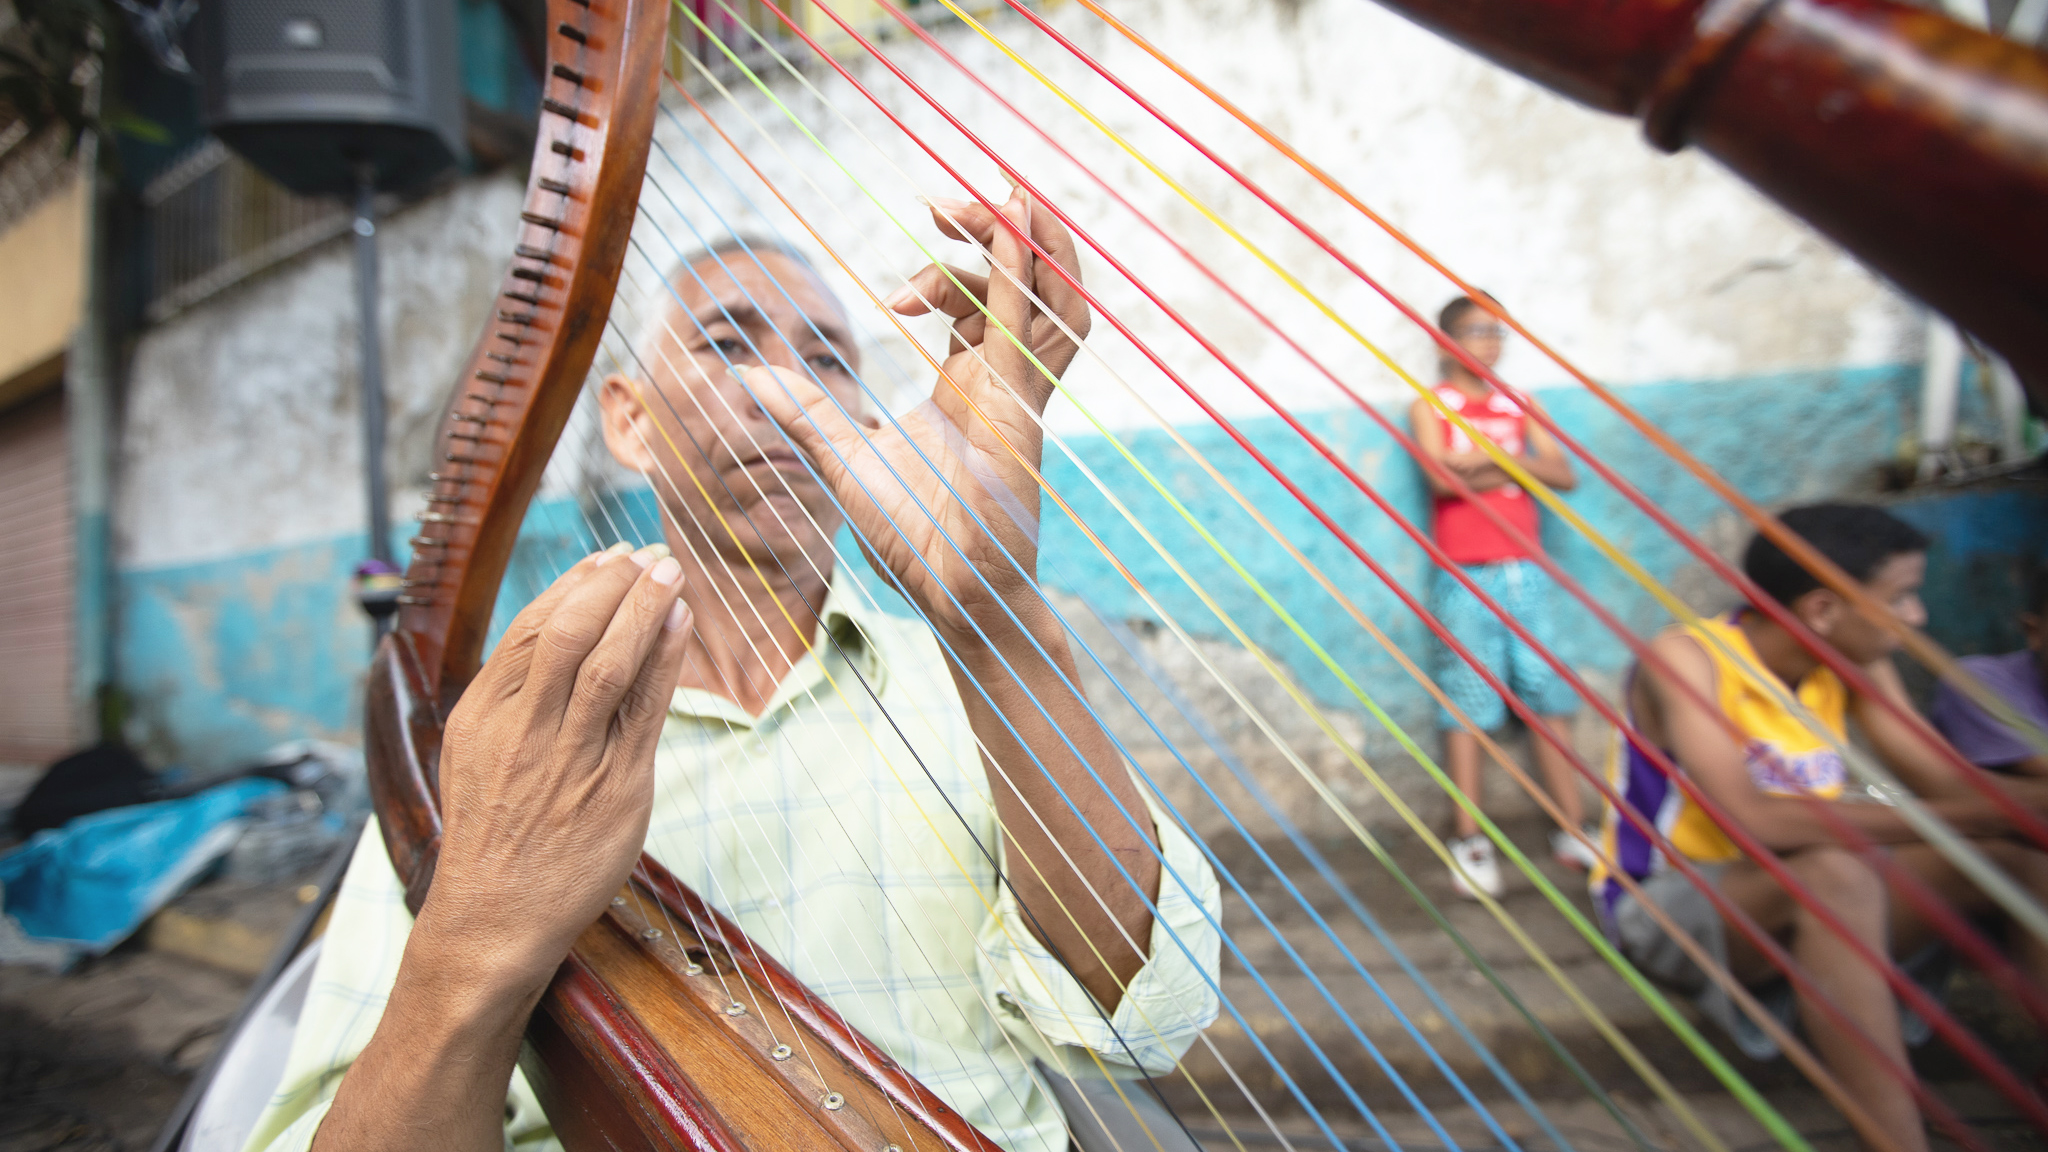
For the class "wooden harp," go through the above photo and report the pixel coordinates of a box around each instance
[362,1,1003,1148]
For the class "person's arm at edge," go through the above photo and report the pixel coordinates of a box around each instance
[1852,659,2048,811]
[306,914,552,1152]
[1644,631,2008,852]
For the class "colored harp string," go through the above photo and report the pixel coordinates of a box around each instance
[460,4,2048,1139]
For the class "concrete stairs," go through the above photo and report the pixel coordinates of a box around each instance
[1145,813,2047,1150]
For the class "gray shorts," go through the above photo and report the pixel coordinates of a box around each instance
[1609,863,1949,1062]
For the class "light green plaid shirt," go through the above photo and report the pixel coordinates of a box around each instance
[243,577,1222,1152]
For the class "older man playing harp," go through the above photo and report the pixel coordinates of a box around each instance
[244,191,1221,1152]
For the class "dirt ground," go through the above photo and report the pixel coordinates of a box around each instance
[0,946,250,1152]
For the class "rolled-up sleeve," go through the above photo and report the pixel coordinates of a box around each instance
[975,793,1222,1073]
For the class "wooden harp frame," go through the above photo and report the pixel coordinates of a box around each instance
[362,1,1006,1148]
[364,0,2047,1146]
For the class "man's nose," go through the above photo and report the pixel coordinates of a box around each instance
[1897,594,1928,629]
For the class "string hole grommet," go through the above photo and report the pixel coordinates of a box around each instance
[685,962,703,975]
[885,1145,902,1152]
[640,928,662,940]
[611,896,626,907]
[822,1093,845,1112]
[726,1002,746,1016]
[770,1044,793,1061]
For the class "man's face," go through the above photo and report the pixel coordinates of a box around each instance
[1797,551,1927,665]
[1448,311,1507,373]
[599,251,866,566]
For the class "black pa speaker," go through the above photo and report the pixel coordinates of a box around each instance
[193,0,465,196]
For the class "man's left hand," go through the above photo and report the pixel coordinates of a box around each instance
[753,187,1087,638]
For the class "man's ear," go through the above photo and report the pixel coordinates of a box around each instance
[598,373,659,472]
[1794,587,1844,637]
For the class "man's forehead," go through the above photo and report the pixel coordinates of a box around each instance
[672,251,841,318]
[1871,550,1927,588]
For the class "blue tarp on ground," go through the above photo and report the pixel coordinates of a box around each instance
[0,777,285,963]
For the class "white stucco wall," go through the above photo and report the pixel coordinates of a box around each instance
[119,174,526,571]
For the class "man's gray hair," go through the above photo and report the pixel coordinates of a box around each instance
[621,233,830,371]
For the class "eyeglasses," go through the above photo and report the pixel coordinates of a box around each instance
[1450,323,1508,340]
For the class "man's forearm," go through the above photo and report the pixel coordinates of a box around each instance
[943,601,1160,1011]
[1742,793,2008,853]
[311,913,550,1152]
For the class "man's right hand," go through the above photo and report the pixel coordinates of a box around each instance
[311,543,690,1152]
[424,542,692,989]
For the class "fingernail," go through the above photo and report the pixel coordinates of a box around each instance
[595,541,633,565]
[650,556,683,586]
[630,542,670,568]
[664,598,689,632]
[928,195,973,215]
[882,284,917,310]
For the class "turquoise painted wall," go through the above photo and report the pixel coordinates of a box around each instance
[114,364,2048,771]
[119,536,377,769]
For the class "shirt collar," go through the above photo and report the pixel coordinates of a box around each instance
[667,572,893,729]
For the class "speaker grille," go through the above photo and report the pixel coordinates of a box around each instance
[199,0,464,195]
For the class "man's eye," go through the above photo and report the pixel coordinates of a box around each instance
[807,354,846,376]
[710,338,747,357]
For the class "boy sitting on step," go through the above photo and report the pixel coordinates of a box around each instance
[1591,502,2048,1152]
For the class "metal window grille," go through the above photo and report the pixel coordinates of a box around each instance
[141,139,363,324]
